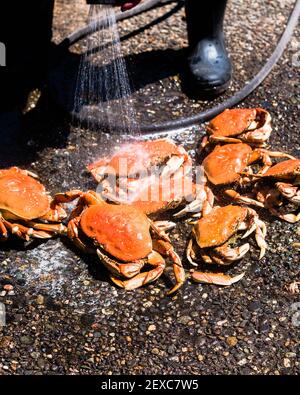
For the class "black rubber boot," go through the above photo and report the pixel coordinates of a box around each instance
[185,0,232,96]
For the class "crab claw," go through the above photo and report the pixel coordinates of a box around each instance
[161,155,185,178]
[191,271,245,286]
[213,243,250,263]
[174,200,203,218]
[153,239,186,295]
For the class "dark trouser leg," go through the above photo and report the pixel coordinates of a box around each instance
[185,0,232,96]
[0,0,54,111]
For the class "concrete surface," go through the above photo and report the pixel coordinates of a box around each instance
[0,0,299,374]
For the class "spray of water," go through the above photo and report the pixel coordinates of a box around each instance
[74,4,140,135]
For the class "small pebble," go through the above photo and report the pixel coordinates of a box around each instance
[151,348,160,355]
[20,336,34,345]
[226,336,238,347]
[36,295,44,305]
[148,324,156,332]
[283,358,291,368]
[178,315,191,325]
[238,358,247,366]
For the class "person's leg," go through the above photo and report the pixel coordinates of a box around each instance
[185,0,232,96]
[0,0,54,111]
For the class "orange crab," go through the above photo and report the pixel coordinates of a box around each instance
[88,138,212,218]
[201,108,272,150]
[56,190,185,294]
[202,143,295,187]
[0,167,67,241]
[187,205,267,286]
[227,159,300,223]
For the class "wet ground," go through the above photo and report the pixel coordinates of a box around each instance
[0,0,299,374]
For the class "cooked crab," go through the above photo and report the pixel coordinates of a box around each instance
[0,167,67,241]
[201,108,272,150]
[226,159,300,223]
[202,143,295,187]
[187,205,267,286]
[88,138,211,218]
[88,138,192,180]
[57,190,185,294]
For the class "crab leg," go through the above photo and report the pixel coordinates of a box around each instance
[211,242,250,264]
[149,220,171,242]
[2,220,53,240]
[225,189,265,208]
[210,136,248,145]
[3,167,39,179]
[187,241,215,265]
[87,157,110,183]
[174,185,214,218]
[186,238,199,266]
[252,216,267,259]
[52,190,84,204]
[40,201,67,222]
[174,199,203,218]
[276,183,300,205]
[110,251,166,290]
[268,206,300,223]
[161,156,186,178]
[152,221,176,232]
[67,218,95,253]
[199,135,209,152]
[239,208,267,259]
[26,221,67,235]
[239,128,272,147]
[249,150,296,175]
[226,188,300,223]
[203,186,215,214]
[199,250,214,264]
[191,271,245,286]
[0,218,8,241]
[54,190,105,212]
[153,239,185,294]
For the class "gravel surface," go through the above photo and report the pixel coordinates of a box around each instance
[0,0,299,375]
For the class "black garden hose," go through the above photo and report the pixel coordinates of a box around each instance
[60,0,177,48]
[59,0,300,134]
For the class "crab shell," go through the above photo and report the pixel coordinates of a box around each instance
[88,138,191,180]
[193,205,248,248]
[0,167,50,220]
[80,204,152,262]
[202,143,253,185]
[206,108,270,138]
[111,175,198,215]
[261,159,300,180]
[87,138,196,216]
